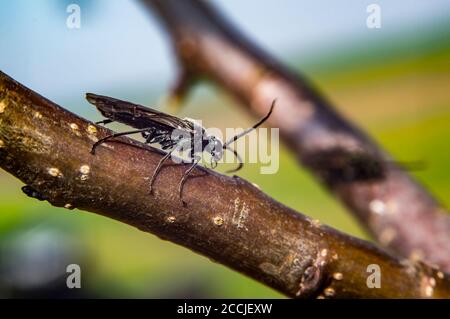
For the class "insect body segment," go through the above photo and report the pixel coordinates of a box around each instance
[86,93,275,205]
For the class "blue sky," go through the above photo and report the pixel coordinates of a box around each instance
[0,0,449,108]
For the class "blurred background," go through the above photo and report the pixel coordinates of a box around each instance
[0,0,449,298]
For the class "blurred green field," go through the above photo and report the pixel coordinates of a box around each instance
[1,25,449,298]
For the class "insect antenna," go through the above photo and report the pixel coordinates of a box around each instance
[222,100,275,172]
[223,100,275,148]
[224,146,243,173]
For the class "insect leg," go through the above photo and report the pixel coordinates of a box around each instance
[21,185,47,201]
[95,119,114,125]
[91,129,149,155]
[149,149,174,194]
[178,155,201,206]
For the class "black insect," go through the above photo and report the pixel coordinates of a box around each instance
[86,93,275,204]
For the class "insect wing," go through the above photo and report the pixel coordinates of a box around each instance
[86,93,195,131]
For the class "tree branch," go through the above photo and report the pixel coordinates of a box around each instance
[143,0,450,272]
[1,71,449,298]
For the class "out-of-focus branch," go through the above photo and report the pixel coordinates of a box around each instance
[1,71,449,298]
[144,0,450,272]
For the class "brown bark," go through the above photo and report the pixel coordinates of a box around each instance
[1,71,449,298]
[143,0,450,272]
